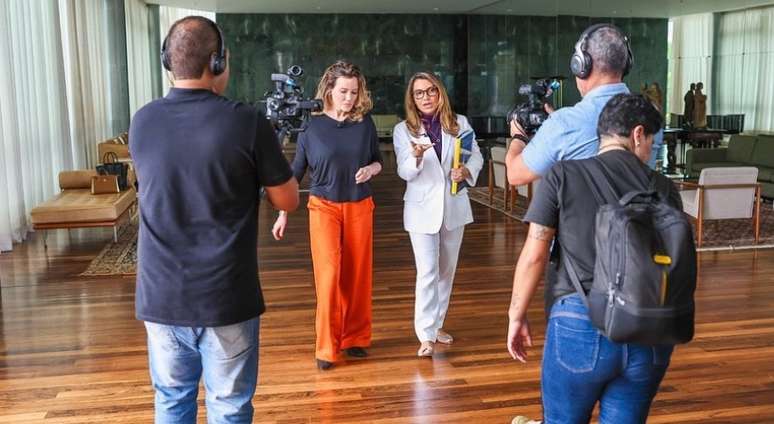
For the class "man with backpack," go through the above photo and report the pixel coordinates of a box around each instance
[506,94,696,424]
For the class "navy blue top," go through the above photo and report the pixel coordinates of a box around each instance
[129,88,293,327]
[292,114,383,202]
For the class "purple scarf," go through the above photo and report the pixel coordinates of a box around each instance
[420,113,443,161]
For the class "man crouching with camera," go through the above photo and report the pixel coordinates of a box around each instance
[505,24,634,185]
[130,16,298,423]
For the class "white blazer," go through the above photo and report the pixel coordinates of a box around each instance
[393,114,483,234]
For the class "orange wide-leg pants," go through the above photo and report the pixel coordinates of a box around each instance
[308,195,374,362]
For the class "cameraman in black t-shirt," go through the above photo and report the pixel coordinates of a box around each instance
[129,16,298,423]
[506,94,681,424]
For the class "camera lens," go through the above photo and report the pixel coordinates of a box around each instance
[287,65,303,77]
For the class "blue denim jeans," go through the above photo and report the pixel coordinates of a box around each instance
[144,317,260,424]
[541,294,673,424]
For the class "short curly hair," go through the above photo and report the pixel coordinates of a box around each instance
[598,94,663,139]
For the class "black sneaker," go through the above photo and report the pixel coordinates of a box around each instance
[316,359,334,370]
[344,347,368,358]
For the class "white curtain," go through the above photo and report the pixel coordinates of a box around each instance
[158,6,216,95]
[125,0,155,116]
[667,13,714,116]
[713,6,774,132]
[0,0,73,252]
[59,0,117,168]
[1,0,123,252]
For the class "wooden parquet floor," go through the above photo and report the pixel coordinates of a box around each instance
[1,160,774,423]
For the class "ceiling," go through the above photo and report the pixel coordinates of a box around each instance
[146,0,774,18]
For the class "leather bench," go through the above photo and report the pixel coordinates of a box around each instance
[30,170,136,246]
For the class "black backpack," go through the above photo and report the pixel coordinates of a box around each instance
[565,159,697,345]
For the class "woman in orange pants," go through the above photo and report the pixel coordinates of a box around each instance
[272,61,382,370]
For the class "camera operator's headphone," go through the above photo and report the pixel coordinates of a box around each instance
[161,16,227,76]
[570,23,633,79]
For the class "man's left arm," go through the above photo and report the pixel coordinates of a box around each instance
[506,166,561,362]
[505,142,540,186]
[254,115,298,212]
[507,223,555,362]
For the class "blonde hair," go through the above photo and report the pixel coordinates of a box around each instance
[404,72,459,137]
[314,61,373,122]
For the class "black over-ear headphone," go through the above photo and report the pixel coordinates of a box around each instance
[161,16,227,76]
[569,23,633,79]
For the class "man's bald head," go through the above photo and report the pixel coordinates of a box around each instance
[164,16,221,80]
[587,25,630,78]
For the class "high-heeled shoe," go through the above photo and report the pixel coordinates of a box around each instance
[436,329,454,345]
[344,347,368,358]
[417,341,434,357]
[316,359,334,370]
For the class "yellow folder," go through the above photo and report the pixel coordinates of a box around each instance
[451,138,462,195]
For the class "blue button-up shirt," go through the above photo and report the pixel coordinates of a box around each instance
[522,83,630,176]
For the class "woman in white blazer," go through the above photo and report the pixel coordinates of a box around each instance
[392,72,483,357]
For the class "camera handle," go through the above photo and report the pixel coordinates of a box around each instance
[274,114,312,144]
[276,127,289,147]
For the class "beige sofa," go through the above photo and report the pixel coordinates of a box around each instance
[30,170,136,246]
[686,134,774,198]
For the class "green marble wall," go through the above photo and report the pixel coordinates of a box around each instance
[614,17,669,111]
[218,13,667,118]
[218,14,467,116]
[469,15,668,117]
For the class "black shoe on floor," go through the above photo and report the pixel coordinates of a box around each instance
[344,347,368,358]
[316,359,334,370]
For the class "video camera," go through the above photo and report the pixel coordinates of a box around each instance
[507,78,562,136]
[263,65,323,141]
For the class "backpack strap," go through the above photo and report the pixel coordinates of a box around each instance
[562,251,592,311]
[576,158,622,206]
[576,162,606,206]
[593,157,623,200]
[564,160,612,310]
